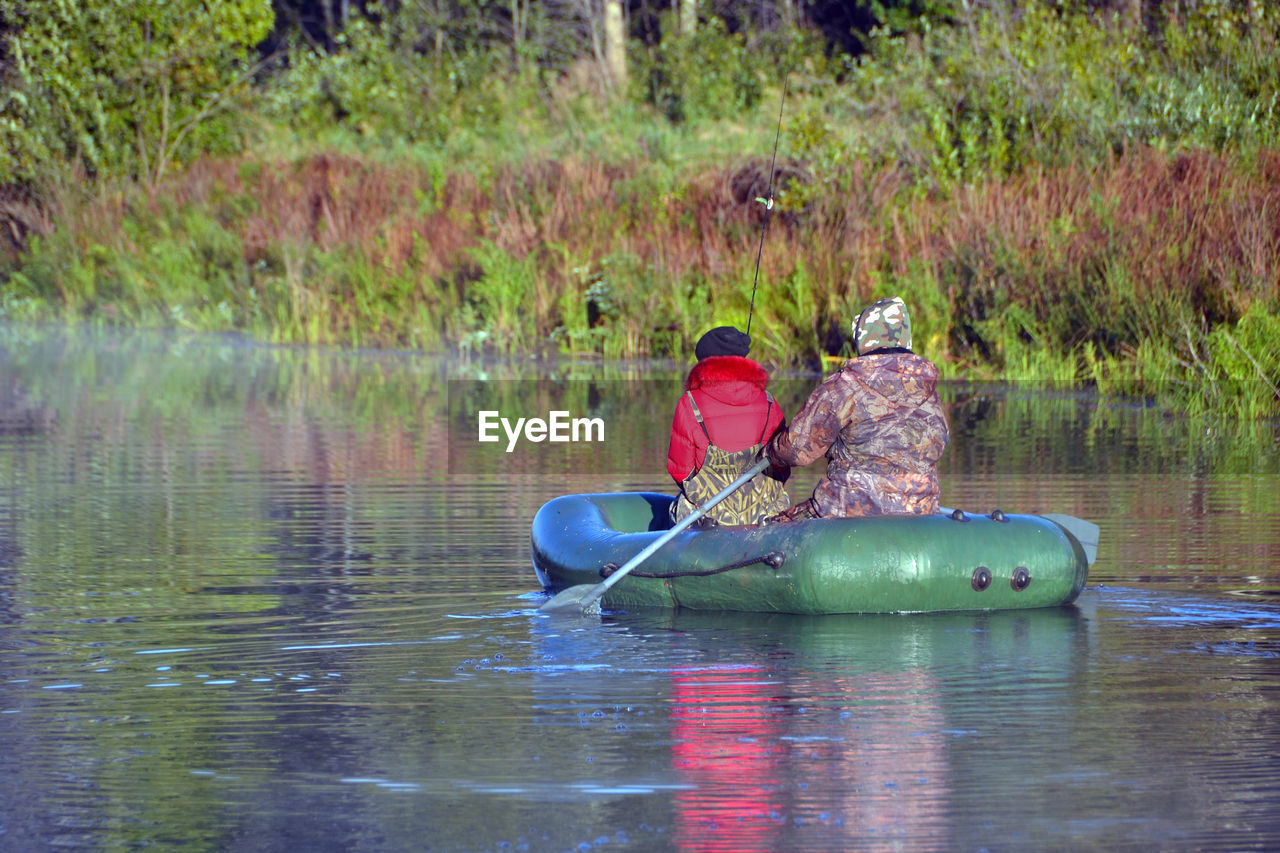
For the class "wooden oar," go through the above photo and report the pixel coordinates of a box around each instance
[539,458,771,616]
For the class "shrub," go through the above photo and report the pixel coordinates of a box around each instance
[0,0,272,188]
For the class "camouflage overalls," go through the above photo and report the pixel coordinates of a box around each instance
[674,391,791,526]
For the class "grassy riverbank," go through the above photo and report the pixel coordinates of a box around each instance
[1,3,1278,417]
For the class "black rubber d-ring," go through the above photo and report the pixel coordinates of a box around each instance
[971,566,992,591]
[1011,566,1032,591]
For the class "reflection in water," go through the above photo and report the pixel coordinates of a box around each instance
[521,605,1098,851]
[671,666,785,852]
[2,325,1280,851]
[808,669,950,850]
[670,664,951,852]
[646,607,1093,851]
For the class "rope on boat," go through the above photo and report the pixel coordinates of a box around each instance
[601,550,786,580]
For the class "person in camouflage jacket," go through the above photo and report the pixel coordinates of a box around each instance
[766,297,949,519]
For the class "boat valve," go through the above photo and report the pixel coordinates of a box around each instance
[1011,566,1032,591]
[989,509,1008,522]
[971,566,992,591]
[950,509,969,522]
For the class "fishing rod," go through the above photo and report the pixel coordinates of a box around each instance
[745,73,789,338]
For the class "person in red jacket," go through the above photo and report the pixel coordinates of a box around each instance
[666,326,791,525]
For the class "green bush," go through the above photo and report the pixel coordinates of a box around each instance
[636,16,763,123]
[790,0,1280,189]
[261,16,492,146]
[0,0,272,188]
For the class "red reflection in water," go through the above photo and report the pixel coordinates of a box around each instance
[671,666,951,851]
[671,666,784,853]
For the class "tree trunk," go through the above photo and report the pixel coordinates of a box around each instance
[679,0,696,36]
[1122,0,1142,32]
[604,0,627,93]
[779,0,793,29]
[322,1,335,40]
[511,0,527,46]
[511,0,525,72]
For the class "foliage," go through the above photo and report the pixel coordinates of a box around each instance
[260,13,515,147]
[2,0,1279,419]
[0,0,273,189]
[1175,300,1280,419]
[7,137,1276,416]
[636,15,764,123]
[787,0,1280,190]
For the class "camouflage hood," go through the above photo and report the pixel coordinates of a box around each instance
[853,297,912,355]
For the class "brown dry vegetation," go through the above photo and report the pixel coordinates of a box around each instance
[223,145,1277,318]
[10,144,1279,404]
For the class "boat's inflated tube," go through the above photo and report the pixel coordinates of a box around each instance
[532,492,1090,614]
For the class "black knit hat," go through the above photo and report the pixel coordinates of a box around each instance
[695,326,751,360]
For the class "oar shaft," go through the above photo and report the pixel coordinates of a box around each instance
[579,457,770,609]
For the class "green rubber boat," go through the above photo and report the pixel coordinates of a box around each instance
[531,492,1096,614]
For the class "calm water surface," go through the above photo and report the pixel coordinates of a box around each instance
[2,326,1279,851]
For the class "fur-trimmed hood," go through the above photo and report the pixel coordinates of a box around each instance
[685,355,770,405]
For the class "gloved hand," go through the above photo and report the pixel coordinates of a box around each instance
[762,441,790,483]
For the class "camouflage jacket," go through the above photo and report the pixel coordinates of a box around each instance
[767,352,949,518]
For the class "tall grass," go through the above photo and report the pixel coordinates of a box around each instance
[5,141,1276,415]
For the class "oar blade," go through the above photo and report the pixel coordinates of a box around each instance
[538,584,604,616]
[1042,513,1100,565]
[536,458,771,618]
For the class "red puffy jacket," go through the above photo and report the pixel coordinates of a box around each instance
[666,356,787,485]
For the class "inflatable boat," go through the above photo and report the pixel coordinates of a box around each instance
[532,492,1095,614]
